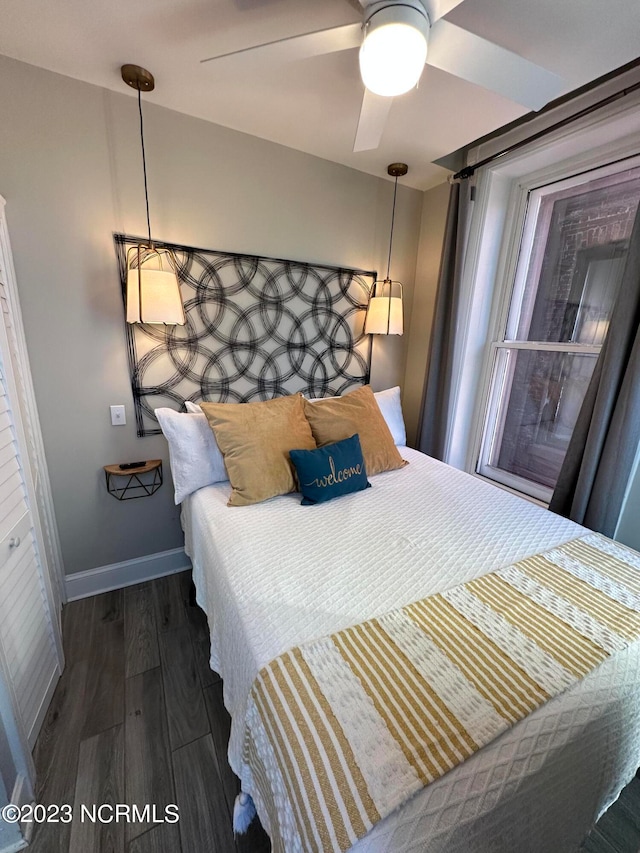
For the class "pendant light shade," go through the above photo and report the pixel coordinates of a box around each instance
[365,281,404,335]
[126,245,185,324]
[366,163,407,336]
[121,64,184,326]
[359,4,429,97]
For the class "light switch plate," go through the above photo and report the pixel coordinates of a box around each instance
[110,405,126,426]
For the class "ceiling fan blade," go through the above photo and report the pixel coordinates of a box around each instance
[201,22,362,65]
[421,0,465,24]
[427,20,565,111]
[353,89,393,152]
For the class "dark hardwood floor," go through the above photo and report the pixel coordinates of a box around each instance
[29,571,270,853]
[29,571,639,853]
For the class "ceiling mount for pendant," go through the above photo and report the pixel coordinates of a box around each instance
[121,64,155,92]
[388,163,408,178]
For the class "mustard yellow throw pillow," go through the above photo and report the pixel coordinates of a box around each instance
[303,385,406,476]
[201,394,316,506]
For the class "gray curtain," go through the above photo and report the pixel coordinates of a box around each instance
[417,179,473,459]
[549,204,640,535]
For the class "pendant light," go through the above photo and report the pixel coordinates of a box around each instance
[121,64,185,325]
[365,163,406,336]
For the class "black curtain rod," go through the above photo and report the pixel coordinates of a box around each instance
[453,77,640,181]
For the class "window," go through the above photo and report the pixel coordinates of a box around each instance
[477,164,640,502]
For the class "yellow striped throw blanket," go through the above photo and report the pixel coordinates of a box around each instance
[242,533,640,852]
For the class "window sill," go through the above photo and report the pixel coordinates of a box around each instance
[470,471,550,509]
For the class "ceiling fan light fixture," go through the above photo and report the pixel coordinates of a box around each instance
[359,4,429,97]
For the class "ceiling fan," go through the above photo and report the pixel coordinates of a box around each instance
[201,0,565,153]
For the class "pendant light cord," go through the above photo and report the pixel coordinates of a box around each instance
[137,87,152,246]
[386,175,398,281]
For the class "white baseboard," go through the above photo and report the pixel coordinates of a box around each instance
[10,775,30,811]
[11,774,34,845]
[1,774,28,851]
[65,548,192,601]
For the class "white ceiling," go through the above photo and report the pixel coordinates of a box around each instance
[1,0,639,190]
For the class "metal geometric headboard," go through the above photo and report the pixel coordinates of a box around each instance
[114,234,376,436]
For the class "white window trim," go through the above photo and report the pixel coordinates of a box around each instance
[444,72,640,504]
[477,342,601,502]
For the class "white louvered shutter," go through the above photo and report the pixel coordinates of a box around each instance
[0,211,62,751]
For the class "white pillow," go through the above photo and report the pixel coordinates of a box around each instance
[155,407,227,504]
[185,400,202,413]
[373,386,406,446]
[306,387,407,446]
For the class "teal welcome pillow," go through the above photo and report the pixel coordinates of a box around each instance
[289,434,371,505]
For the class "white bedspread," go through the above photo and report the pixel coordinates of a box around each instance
[182,448,640,852]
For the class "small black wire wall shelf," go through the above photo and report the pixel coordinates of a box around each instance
[114,235,376,436]
[104,460,163,500]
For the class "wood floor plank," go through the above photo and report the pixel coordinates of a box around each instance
[187,602,220,689]
[582,827,622,853]
[203,680,239,815]
[236,817,272,853]
[125,583,160,678]
[62,596,95,664]
[81,618,125,739]
[126,822,182,853]
[69,724,125,853]
[94,588,124,624]
[30,660,88,853]
[172,734,235,853]
[153,572,188,633]
[595,807,640,851]
[125,667,175,842]
[158,625,209,750]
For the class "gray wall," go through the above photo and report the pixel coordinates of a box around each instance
[403,182,450,446]
[0,55,425,576]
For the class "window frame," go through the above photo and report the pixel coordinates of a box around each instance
[477,342,601,502]
[475,164,637,501]
[441,72,640,501]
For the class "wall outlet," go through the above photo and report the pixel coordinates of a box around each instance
[110,405,126,426]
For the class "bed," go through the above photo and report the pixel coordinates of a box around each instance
[181,444,640,853]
